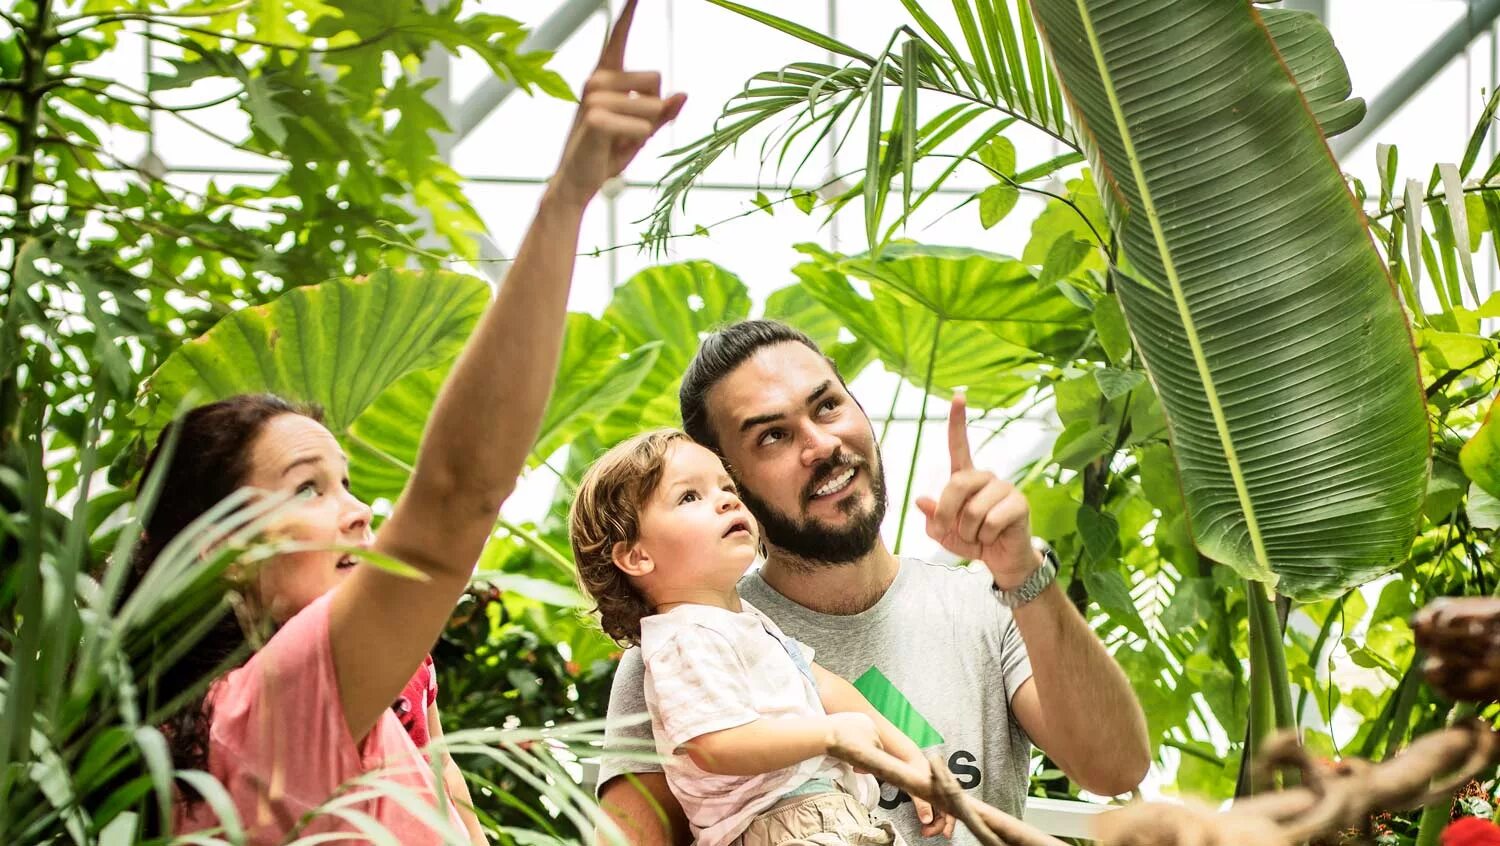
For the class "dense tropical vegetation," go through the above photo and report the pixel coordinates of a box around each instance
[2,1,1498,845]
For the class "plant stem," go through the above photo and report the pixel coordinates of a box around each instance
[893,318,943,554]
[1251,587,1296,735]
[1244,585,1274,796]
[878,378,902,449]
[1413,702,1478,846]
[0,0,53,453]
[1295,592,1349,726]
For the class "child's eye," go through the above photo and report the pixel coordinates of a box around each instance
[678,491,699,504]
[295,480,319,499]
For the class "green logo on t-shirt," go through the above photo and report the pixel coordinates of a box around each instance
[852,666,944,747]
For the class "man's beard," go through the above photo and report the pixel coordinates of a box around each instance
[736,447,888,567]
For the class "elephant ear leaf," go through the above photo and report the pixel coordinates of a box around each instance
[1259,7,1366,137]
[1461,393,1500,500]
[1027,0,1428,600]
[140,269,490,500]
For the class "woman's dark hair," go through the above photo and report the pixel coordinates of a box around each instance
[678,319,841,452]
[124,393,320,787]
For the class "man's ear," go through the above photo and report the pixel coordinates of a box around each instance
[611,540,654,577]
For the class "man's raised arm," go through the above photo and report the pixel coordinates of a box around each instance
[915,395,1150,795]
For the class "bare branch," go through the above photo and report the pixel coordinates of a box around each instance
[825,740,1069,846]
[1095,721,1499,846]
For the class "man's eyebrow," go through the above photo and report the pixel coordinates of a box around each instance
[739,411,783,433]
[737,381,834,434]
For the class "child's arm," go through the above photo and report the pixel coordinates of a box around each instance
[812,663,956,838]
[685,712,882,777]
[428,703,489,845]
[328,0,685,742]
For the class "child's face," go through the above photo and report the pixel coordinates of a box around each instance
[629,442,759,593]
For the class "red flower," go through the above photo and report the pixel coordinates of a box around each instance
[1442,817,1500,846]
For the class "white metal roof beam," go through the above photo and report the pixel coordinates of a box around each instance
[1332,0,1500,158]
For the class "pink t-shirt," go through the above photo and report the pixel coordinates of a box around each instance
[174,592,467,844]
[395,654,439,748]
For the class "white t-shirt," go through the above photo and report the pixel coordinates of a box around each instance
[604,559,1034,846]
[640,600,877,846]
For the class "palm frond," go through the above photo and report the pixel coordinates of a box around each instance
[645,2,1078,253]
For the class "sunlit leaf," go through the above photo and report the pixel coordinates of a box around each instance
[1030,0,1431,599]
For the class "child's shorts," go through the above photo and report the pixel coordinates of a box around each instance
[734,789,903,846]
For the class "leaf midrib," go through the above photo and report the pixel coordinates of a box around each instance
[1072,0,1274,585]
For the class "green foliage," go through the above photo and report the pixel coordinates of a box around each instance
[9,0,1500,840]
[1028,0,1429,600]
[653,0,1497,812]
[0,2,600,842]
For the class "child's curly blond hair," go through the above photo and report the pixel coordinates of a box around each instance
[568,429,691,645]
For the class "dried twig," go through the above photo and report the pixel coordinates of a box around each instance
[826,739,1067,846]
[1094,712,1499,846]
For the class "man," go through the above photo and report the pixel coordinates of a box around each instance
[597,320,1150,846]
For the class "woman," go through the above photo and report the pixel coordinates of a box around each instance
[127,4,684,842]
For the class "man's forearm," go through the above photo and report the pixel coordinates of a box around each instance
[1013,582,1150,795]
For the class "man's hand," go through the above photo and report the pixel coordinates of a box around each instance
[552,0,686,208]
[904,756,956,839]
[915,394,1041,590]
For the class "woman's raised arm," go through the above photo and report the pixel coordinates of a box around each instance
[331,0,682,741]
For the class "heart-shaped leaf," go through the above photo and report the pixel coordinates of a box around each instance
[141,268,488,434]
[596,261,752,444]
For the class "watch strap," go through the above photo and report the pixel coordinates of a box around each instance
[992,543,1058,608]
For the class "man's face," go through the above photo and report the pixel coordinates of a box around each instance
[705,342,887,565]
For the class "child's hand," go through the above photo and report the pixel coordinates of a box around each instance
[825,712,883,761]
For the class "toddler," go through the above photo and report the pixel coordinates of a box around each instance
[570,430,951,846]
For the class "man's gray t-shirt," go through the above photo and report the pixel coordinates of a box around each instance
[598,558,1034,846]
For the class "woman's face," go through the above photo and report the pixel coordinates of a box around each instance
[240,413,373,622]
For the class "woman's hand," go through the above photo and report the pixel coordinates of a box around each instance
[550,0,686,208]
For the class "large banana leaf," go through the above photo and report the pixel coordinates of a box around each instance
[1026,0,1428,599]
[793,243,1067,410]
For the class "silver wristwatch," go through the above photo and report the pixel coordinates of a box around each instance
[992,542,1059,608]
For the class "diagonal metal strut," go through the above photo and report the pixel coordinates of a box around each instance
[452,0,609,143]
[1333,0,1500,158]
